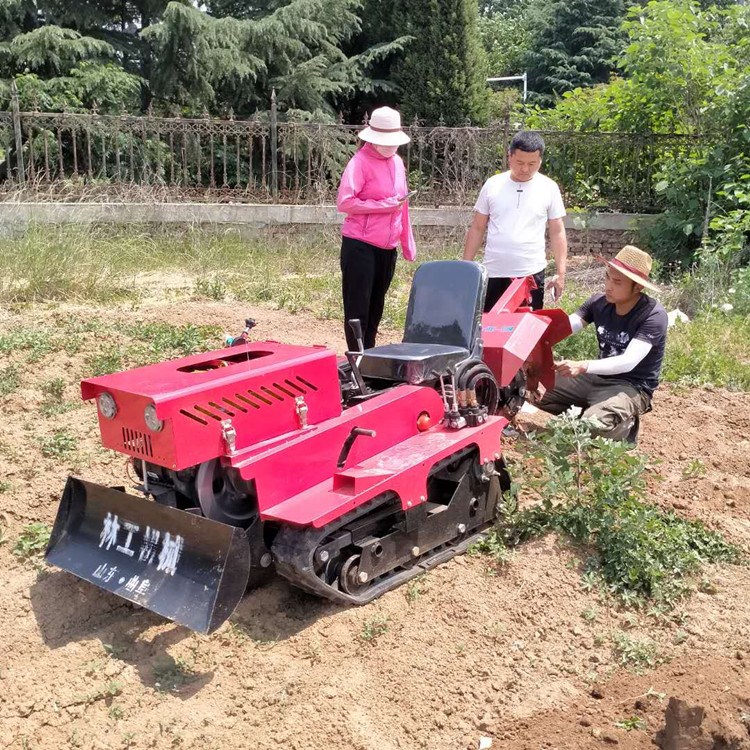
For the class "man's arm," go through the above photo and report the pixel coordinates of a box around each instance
[556,339,653,377]
[463,211,489,261]
[545,217,567,302]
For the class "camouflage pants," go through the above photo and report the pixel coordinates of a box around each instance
[538,374,651,441]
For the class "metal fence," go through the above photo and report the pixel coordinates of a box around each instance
[0,95,708,212]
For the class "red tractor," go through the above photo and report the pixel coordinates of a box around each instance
[45,261,571,633]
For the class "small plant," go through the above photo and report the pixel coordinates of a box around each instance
[0,364,20,398]
[673,630,689,645]
[13,522,51,561]
[109,705,125,721]
[193,275,227,301]
[615,716,647,731]
[405,575,428,604]
[581,606,598,623]
[38,429,77,459]
[103,642,126,660]
[39,377,75,416]
[682,459,707,479]
[613,632,660,673]
[153,655,194,693]
[359,614,390,643]
[0,480,10,493]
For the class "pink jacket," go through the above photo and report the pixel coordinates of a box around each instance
[337,143,417,261]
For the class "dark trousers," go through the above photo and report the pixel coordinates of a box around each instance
[341,236,397,351]
[484,270,545,313]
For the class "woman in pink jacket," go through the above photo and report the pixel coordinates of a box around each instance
[337,106,417,351]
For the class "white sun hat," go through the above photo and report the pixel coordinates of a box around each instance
[358,106,411,147]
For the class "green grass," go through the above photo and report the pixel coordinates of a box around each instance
[663,314,750,391]
[0,226,747,391]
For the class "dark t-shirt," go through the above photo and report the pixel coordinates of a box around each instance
[577,293,668,396]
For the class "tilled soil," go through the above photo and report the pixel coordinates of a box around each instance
[0,297,749,750]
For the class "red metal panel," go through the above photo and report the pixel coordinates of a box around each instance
[80,342,342,470]
[262,415,508,528]
[231,385,445,515]
[482,311,550,386]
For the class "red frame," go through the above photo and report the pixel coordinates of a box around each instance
[78,278,571,530]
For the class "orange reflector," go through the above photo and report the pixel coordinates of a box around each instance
[417,412,432,432]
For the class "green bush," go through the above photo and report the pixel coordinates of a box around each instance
[484,412,741,607]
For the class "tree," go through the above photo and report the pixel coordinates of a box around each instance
[525,0,625,104]
[0,0,409,118]
[394,0,490,126]
[527,1,750,266]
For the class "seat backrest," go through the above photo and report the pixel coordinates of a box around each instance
[402,260,487,351]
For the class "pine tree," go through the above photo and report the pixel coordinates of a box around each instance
[0,0,411,118]
[525,0,625,104]
[394,0,489,126]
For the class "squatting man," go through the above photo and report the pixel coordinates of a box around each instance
[534,245,668,444]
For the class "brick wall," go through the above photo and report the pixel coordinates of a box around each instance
[567,228,643,258]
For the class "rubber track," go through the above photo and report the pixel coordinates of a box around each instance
[271,447,499,605]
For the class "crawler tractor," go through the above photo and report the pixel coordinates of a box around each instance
[45,261,571,633]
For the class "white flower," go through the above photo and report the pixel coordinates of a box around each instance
[728,287,736,294]
[566,405,583,418]
[719,303,734,313]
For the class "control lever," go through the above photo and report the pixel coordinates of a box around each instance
[348,319,364,353]
[337,427,376,468]
[345,318,368,397]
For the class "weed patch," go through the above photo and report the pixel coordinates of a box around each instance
[39,377,76,416]
[0,364,20,397]
[38,429,78,459]
[663,314,750,390]
[360,614,390,643]
[120,321,220,365]
[479,413,741,608]
[86,347,124,377]
[14,522,51,562]
[612,632,661,672]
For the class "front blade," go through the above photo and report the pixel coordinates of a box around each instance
[46,477,251,634]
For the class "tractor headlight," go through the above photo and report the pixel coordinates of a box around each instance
[144,404,163,432]
[98,392,117,420]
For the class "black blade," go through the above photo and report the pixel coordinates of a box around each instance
[46,477,251,634]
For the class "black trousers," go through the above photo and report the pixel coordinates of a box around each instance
[483,269,545,313]
[340,236,397,351]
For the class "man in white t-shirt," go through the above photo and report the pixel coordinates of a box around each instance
[463,131,568,312]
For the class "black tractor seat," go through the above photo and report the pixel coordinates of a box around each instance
[359,260,487,385]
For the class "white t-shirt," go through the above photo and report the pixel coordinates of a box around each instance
[473,171,566,277]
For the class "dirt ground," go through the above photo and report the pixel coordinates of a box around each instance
[0,296,749,750]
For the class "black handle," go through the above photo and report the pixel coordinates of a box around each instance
[348,318,364,352]
[337,426,376,469]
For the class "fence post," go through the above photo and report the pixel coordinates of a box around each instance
[501,114,510,171]
[10,80,25,186]
[270,88,278,199]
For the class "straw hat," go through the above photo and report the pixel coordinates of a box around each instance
[358,106,411,147]
[603,245,660,292]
